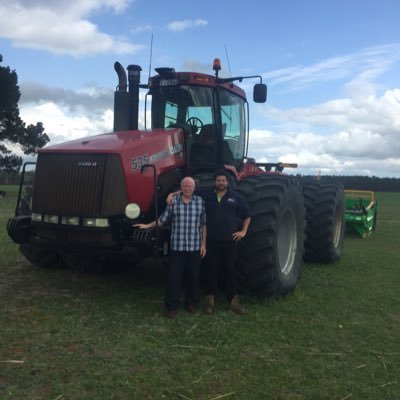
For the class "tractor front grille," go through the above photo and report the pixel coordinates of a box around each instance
[32,153,127,216]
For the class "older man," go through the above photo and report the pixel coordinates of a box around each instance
[167,170,251,315]
[135,177,206,317]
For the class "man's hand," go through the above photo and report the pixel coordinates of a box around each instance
[232,230,247,241]
[166,191,180,205]
[200,243,207,258]
[133,223,151,230]
[233,218,250,241]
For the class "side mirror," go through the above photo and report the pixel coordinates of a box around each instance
[253,83,267,103]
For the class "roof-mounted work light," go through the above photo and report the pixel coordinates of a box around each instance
[213,58,221,77]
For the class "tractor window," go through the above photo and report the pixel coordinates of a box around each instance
[165,101,178,126]
[151,85,215,129]
[186,106,213,125]
[219,90,247,165]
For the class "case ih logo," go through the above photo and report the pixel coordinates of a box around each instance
[78,161,98,167]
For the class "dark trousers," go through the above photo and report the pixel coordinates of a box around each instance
[205,240,238,302]
[165,250,201,312]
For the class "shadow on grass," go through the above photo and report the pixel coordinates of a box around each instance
[1,253,169,313]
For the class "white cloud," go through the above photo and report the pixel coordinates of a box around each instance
[248,87,400,177]
[19,84,148,146]
[132,24,153,34]
[263,89,400,137]
[263,44,400,93]
[20,102,113,144]
[247,128,400,177]
[167,19,208,32]
[0,0,142,56]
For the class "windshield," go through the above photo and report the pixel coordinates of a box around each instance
[151,85,215,128]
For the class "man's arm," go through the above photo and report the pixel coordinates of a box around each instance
[232,217,251,241]
[133,219,164,230]
[166,186,204,205]
[166,190,180,205]
[200,224,207,258]
[134,204,172,229]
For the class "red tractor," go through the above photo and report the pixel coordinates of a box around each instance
[7,59,345,297]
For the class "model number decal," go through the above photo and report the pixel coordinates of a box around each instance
[160,79,178,86]
[132,154,149,170]
[133,144,183,170]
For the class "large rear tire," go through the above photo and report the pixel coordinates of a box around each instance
[303,181,345,263]
[236,174,306,297]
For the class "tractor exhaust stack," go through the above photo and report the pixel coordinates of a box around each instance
[127,64,142,131]
[113,62,142,132]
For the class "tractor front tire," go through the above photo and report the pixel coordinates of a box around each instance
[19,244,61,268]
[236,174,306,297]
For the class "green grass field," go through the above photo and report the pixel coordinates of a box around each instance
[1,186,399,399]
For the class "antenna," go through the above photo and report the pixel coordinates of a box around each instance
[144,34,153,132]
[224,44,232,77]
[148,34,153,83]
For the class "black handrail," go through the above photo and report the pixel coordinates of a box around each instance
[15,162,36,217]
[140,164,159,251]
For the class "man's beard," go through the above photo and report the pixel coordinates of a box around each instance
[216,184,227,192]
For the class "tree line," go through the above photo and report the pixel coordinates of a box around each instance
[296,175,400,192]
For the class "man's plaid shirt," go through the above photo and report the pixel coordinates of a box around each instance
[159,194,206,251]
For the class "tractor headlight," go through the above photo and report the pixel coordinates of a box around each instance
[44,214,59,224]
[31,213,42,222]
[125,203,141,219]
[83,218,110,228]
[61,216,80,226]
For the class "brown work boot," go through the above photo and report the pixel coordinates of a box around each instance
[230,295,246,315]
[204,295,215,315]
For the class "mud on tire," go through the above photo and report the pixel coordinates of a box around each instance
[302,181,345,263]
[236,174,306,297]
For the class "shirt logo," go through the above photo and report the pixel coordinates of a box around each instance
[227,198,235,203]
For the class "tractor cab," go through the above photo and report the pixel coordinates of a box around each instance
[148,60,266,173]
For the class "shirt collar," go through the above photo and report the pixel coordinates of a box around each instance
[178,193,194,203]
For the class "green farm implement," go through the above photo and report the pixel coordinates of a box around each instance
[344,190,378,238]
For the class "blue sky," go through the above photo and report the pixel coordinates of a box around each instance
[1,0,400,177]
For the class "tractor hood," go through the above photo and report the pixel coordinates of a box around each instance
[38,127,186,176]
[39,128,182,154]
[37,128,186,213]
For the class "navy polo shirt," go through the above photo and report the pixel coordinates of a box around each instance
[199,188,250,242]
